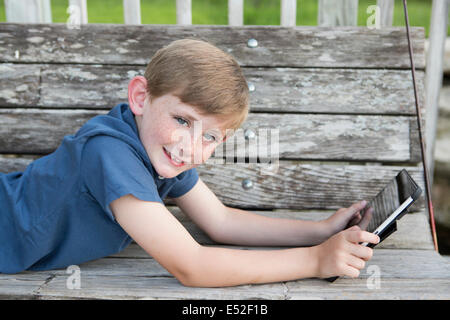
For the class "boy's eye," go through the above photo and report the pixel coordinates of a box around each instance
[175,117,189,127]
[203,133,217,142]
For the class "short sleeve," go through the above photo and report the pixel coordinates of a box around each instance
[167,168,199,198]
[80,135,163,221]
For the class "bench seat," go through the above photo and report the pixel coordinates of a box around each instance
[0,23,448,299]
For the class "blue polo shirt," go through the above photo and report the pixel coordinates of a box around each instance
[0,103,199,273]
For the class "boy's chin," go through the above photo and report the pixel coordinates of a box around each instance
[157,165,192,179]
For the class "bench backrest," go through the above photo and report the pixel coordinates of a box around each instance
[0,23,427,221]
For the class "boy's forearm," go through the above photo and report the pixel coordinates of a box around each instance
[211,207,331,247]
[181,245,318,287]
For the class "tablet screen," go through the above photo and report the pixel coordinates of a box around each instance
[362,169,421,233]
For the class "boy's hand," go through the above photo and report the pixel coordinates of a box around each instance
[311,225,380,279]
[324,200,374,236]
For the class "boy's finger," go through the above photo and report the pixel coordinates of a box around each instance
[347,213,361,228]
[347,200,367,216]
[346,228,380,244]
[346,253,366,270]
[342,265,360,278]
[358,207,373,231]
[349,243,373,261]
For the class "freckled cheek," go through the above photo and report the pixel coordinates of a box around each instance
[201,144,217,162]
[156,123,179,144]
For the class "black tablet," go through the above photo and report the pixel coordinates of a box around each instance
[359,169,422,248]
[326,169,422,282]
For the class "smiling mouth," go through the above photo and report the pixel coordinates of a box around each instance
[163,147,185,166]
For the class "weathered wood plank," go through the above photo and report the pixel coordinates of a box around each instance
[80,249,450,279]
[166,209,435,250]
[0,155,426,211]
[238,113,414,161]
[1,249,446,299]
[0,24,425,68]
[0,108,420,162]
[285,278,450,299]
[107,208,433,252]
[0,272,51,299]
[36,275,287,300]
[0,63,425,115]
[34,275,450,300]
[197,163,426,211]
[0,109,95,154]
[245,68,425,115]
[0,64,41,107]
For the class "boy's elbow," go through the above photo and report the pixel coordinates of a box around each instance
[170,248,215,288]
[172,265,205,287]
[176,273,202,287]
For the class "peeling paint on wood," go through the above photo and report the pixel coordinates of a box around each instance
[0,24,425,68]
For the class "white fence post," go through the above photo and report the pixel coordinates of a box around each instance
[426,0,449,182]
[123,0,141,24]
[5,0,52,23]
[228,0,243,26]
[177,0,192,25]
[377,0,394,27]
[318,0,358,26]
[281,0,296,27]
[69,0,88,24]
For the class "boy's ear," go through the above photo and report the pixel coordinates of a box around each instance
[128,76,148,116]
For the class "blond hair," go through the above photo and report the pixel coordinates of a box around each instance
[144,39,249,132]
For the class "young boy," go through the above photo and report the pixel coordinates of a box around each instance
[0,39,379,287]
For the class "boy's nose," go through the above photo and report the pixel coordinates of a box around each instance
[177,142,204,165]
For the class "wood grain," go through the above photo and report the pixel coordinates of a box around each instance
[0,155,425,210]
[0,109,420,161]
[1,249,447,299]
[0,63,425,115]
[0,24,425,68]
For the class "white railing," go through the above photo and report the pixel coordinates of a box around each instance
[4,0,395,27]
[2,0,447,177]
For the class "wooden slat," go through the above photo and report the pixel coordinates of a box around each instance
[0,24,425,68]
[1,249,447,299]
[0,109,420,162]
[113,207,433,250]
[98,207,434,251]
[238,113,415,161]
[78,249,450,280]
[177,210,434,250]
[0,63,425,115]
[246,68,425,114]
[0,272,51,299]
[197,163,426,211]
[37,275,287,300]
[0,154,426,211]
[285,279,450,300]
[0,64,41,107]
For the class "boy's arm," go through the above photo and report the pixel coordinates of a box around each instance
[173,178,359,247]
[110,194,318,287]
[111,193,379,287]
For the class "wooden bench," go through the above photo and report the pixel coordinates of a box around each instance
[0,23,449,300]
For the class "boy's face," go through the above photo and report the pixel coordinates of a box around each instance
[135,93,228,179]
